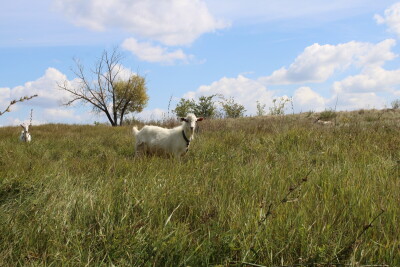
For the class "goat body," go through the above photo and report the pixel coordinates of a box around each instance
[133,113,203,157]
[19,124,31,142]
[316,119,334,126]
[133,125,188,157]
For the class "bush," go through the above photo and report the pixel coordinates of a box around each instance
[391,99,400,110]
[269,97,291,115]
[193,95,218,118]
[173,98,196,117]
[174,95,218,118]
[319,109,337,120]
[256,101,266,116]
[221,97,246,118]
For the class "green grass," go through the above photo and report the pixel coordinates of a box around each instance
[0,111,399,266]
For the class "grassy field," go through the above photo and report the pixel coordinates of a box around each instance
[0,109,399,266]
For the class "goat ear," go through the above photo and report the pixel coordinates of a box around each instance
[196,117,204,121]
[181,118,187,122]
[20,124,25,129]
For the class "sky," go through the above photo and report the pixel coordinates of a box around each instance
[1,0,400,126]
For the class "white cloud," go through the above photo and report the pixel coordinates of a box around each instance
[333,66,400,94]
[260,39,397,85]
[334,92,386,110]
[290,86,385,112]
[184,75,275,114]
[112,64,137,81]
[9,68,77,108]
[0,87,11,108]
[135,108,168,121]
[356,39,397,66]
[44,108,80,120]
[290,86,387,112]
[122,38,193,64]
[54,0,229,46]
[11,118,46,126]
[3,108,89,126]
[375,2,400,38]
[293,86,326,112]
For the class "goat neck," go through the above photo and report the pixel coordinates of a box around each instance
[182,126,194,142]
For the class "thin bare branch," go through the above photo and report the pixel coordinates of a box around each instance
[332,209,385,263]
[0,94,38,116]
[242,170,313,263]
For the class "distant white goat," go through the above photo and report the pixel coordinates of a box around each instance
[19,124,31,142]
[133,113,204,157]
[315,119,334,126]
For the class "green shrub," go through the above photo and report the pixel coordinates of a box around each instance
[269,97,291,115]
[391,99,400,109]
[318,109,337,120]
[221,97,246,118]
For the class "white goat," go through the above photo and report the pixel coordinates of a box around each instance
[133,113,204,157]
[19,124,31,142]
[316,119,334,126]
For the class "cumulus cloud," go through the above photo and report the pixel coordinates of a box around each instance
[43,108,80,120]
[9,68,78,108]
[11,118,46,126]
[333,66,400,94]
[54,0,229,46]
[287,86,387,112]
[183,75,275,114]
[122,38,193,64]
[6,109,89,126]
[135,108,168,121]
[293,86,327,112]
[260,39,397,85]
[335,92,386,110]
[112,64,137,81]
[0,87,11,108]
[375,2,400,38]
[291,86,385,112]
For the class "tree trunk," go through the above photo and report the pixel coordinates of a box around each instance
[119,101,130,126]
[103,108,116,126]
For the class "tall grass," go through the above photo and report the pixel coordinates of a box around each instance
[0,111,399,266]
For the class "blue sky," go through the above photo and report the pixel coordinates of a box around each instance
[1,0,400,126]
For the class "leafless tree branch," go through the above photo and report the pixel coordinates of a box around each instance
[0,94,38,116]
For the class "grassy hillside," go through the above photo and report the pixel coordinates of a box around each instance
[0,110,399,266]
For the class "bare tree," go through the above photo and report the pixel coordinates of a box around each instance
[0,95,38,116]
[58,48,148,126]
